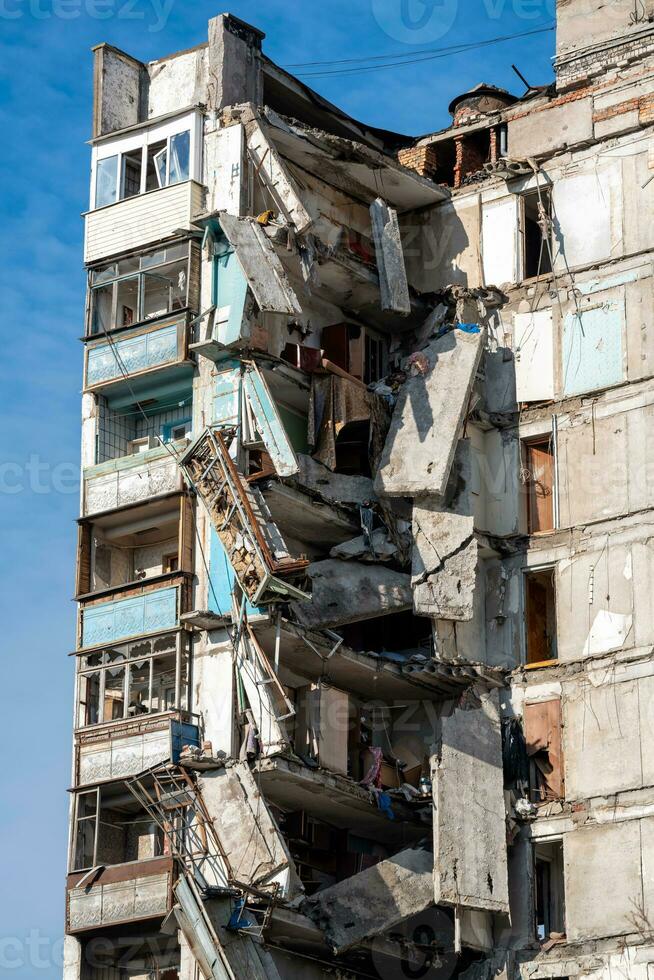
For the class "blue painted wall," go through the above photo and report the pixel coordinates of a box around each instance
[562,303,624,397]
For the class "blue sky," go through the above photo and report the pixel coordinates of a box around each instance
[0,1,554,975]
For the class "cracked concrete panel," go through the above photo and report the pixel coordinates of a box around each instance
[304,845,434,953]
[564,820,642,942]
[198,764,302,900]
[412,507,476,619]
[374,328,484,498]
[412,441,477,620]
[290,559,412,630]
[247,120,313,233]
[564,677,642,800]
[370,198,411,315]
[433,689,509,914]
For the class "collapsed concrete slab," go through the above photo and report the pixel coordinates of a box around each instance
[289,558,413,629]
[330,527,399,562]
[433,689,509,914]
[374,328,485,498]
[218,211,302,316]
[293,454,376,506]
[304,844,434,953]
[198,763,302,900]
[412,441,478,620]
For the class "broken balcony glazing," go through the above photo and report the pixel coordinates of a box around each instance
[87,240,198,337]
[75,631,189,729]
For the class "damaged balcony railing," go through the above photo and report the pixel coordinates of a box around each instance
[126,763,231,898]
[180,425,310,605]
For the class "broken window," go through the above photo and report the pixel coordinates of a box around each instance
[74,789,99,870]
[524,699,564,801]
[71,781,165,871]
[88,241,194,335]
[521,189,553,280]
[534,840,566,942]
[321,323,388,384]
[75,632,188,728]
[525,568,557,665]
[523,436,555,533]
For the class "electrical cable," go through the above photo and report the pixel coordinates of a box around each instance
[288,24,554,78]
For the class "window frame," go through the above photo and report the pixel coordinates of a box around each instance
[519,186,554,283]
[522,431,558,535]
[523,564,558,668]
[90,109,202,212]
[71,787,100,872]
[75,631,188,730]
[87,241,192,337]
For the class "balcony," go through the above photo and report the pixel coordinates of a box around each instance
[77,574,192,649]
[83,442,186,517]
[75,713,200,786]
[84,180,205,264]
[67,857,174,933]
[84,312,193,395]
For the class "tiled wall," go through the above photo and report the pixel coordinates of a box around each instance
[97,397,192,463]
[97,396,133,462]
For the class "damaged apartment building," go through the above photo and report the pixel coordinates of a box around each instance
[64,2,654,978]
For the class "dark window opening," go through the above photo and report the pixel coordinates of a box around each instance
[534,840,565,942]
[80,931,180,980]
[335,420,371,476]
[121,148,142,200]
[525,568,557,665]
[432,138,457,185]
[339,609,433,656]
[524,437,555,534]
[523,189,553,279]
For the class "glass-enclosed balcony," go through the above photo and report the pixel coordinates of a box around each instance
[84,109,204,264]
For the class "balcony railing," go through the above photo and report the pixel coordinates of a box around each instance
[82,443,186,516]
[75,713,200,785]
[66,857,174,933]
[78,574,192,649]
[84,312,192,394]
[84,180,205,264]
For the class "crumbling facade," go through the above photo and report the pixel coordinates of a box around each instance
[65,4,654,978]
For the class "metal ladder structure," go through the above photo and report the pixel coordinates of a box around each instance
[126,762,231,897]
[179,425,310,605]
